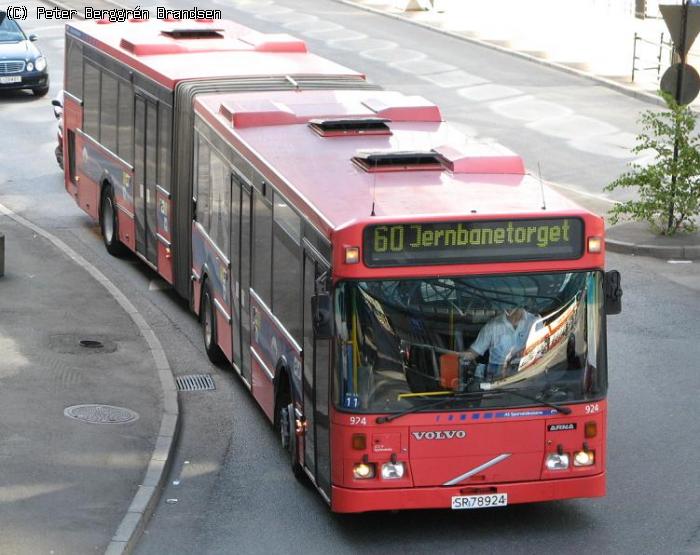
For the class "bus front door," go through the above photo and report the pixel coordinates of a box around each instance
[303,250,332,500]
[134,95,158,267]
[230,172,252,384]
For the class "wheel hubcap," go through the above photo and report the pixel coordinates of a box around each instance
[103,196,114,243]
[203,294,212,347]
[279,406,290,450]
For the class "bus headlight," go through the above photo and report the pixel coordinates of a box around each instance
[353,462,375,479]
[573,450,595,467]
[381,461,405,480]
[34,57,46,72]
[545,453,570,470]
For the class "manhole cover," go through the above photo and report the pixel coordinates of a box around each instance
[80,339,104,349]
[49,334,117,354]
[176,374,215,391]
[64,404,139,424]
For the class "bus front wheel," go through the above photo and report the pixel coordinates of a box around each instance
[201,281,225,364]
[278,399,306,482]
[100,186,126,256]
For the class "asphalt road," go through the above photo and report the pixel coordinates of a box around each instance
[1,1,699,554]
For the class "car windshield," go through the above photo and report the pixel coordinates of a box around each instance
[0,16,24,42]
[334,271,606,413]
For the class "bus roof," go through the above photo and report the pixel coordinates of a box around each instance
[67,19,363,89]
[195,89,591,236]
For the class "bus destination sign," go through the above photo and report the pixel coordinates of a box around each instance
[363,218,584,267]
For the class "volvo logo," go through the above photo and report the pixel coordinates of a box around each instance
[411,430,466,440]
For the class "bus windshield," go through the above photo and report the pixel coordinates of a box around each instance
[334,271,606,413]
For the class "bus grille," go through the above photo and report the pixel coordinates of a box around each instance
[0,60,25,74]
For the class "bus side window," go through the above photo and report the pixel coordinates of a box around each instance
[158,105,171,192]
[195,135,211,231]
[65,39,83,99]
[100,72,118,154]
[252,189,272,306]
[273,192,302,341]
[208,149,230,255]
[83,62,100,140]
[117,81,133,165]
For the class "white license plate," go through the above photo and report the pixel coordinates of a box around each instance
[451,493,508,510]
[0,76,22,84]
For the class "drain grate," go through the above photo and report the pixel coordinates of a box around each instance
[176,374,215,392]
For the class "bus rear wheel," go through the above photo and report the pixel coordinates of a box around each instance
[201,281,225,364]
[100,186,126,256]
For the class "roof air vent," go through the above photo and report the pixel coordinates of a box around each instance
[352,150,443,173]
[309,118,391,137]
[161,28,224,39]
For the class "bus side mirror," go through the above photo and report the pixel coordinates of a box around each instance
[603,270,622,315]
[311,292,333,339]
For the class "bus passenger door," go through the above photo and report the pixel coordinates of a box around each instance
[230,172,252,384]
[134,95,158,267]
[303,250,332,500]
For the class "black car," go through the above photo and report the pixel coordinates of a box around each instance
[0,11,49,96]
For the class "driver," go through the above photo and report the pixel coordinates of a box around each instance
[461,306,539,380]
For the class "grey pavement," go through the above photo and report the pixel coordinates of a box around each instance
[0,216,161,554]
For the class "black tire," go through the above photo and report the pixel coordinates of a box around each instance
[201,281,225,364]
[278,394,306,482]
[33,86,49,97]
[55,145,63,170]
[100,186,127,256]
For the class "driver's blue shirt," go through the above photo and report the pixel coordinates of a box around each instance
[469,311,539,367]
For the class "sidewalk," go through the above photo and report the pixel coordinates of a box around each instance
[0,216,169,554]
[343,0,697,108]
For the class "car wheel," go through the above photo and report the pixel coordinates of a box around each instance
[33,86,49,97]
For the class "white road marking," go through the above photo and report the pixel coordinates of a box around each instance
[419,69,488,88]
[490,95,573,121]
[391,58,456,75]
[298,21,344,35]
[361,45,420,62]
[528,114,619,140]
[457,83,523,101]
[329,37,394,52]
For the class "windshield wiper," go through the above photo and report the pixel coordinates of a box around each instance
[375,388,570,424]
[375,392,481,424]
[487,388,571,415]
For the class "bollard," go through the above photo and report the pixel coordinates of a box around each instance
[0,233,4,277]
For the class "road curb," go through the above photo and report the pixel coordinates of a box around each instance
[0,203,180,555]
[333,0,690,112]
[606,237,700,260]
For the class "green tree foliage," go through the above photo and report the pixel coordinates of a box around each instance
[605,92,700,235]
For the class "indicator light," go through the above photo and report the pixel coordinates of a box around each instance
[353,462,375,479]
[585,421,597,438]
[345,247,360,264]
[588,236,603,253]
[352,433,366,450]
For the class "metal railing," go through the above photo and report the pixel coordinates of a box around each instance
[632,32,673,82]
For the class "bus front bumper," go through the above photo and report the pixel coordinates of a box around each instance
[331,472,605,513]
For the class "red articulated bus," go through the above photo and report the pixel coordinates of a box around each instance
[63,17,622,513]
